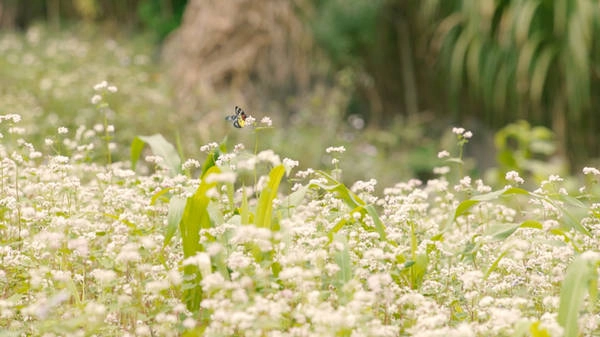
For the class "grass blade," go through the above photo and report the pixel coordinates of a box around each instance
[558,254,599,337]
[255,165,285,229]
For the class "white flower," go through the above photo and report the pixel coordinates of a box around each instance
[452,127,465,135]
[260,116,272,126]
[583,167,600,175]
[257,149,281,166]
[505,170,524,184]
[182,159,201,170]
[205,171,237,184]
[437,150,450,158]
[93,80,108,90]
[200,142,218,153]
[326,146,346,154]
[91,94,102,104]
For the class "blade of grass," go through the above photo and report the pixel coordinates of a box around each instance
[558,254,599,337]
[255,165,285,230]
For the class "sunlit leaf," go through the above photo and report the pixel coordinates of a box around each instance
[558,254,599,337]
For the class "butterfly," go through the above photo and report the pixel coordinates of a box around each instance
[225,106,248,128]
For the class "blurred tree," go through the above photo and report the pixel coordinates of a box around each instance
[421,0,600,167]
[138,0,187,40]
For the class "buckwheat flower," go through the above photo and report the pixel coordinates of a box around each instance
[505,170,524,184]
[183,317,196,329]
[182,159,201,170]
[135,324,152,336]
[245,115,256,126]
[326,146,346,154]
[454,176,472,191]
[107,85,118,93]
[257,149,281,166]
[283,157,299,172]
[85,301,106,317]
[581,250,600,261]
[183,252,212,277]
[93,80,108,90]
[68,237,89,257]
[234,143,245,152]
[107,124,115,133]
[215,153,236,166]
[475,179,492,193]
[0,114,22,123]
[56,126,68,134]
[331,158,339,165]
[261,116,272,126]
[205,171,237,184]
[145,155,164,165]
[583,167,600,175]
[93,123,104,132]
[201,272,225,292]
[437,150,450,158]
[548,174,562,182]
[8,127,25,134]
[200,142,218,153]
[296,168,314,178]
[115,243,141,264]
[90,268,117,284]
[167,268,182,286]
[237,157,257,171]
[227,251,252,270]
[460,270,483,290]
[433,166,450,175]
[479,296,494,307]
[145,279,170,294]
[27,150,42,159]
[463,130,473,138]
[91,94,102,104]
[452,127,465,135]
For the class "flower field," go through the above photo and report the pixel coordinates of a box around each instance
[1,26,600,337]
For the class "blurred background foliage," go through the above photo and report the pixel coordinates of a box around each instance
[1,0,599,186]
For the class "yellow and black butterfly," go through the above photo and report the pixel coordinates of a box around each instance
[225,106,248,128]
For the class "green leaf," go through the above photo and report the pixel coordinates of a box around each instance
[240,187,250,225]
[364,204,387,242]
[278,185,308,213]
[164,195,186,247]
[334,234,352,285]
[131,134,181,176]
[255,165,285,229]
[410,253,429,289]
[558,254,599,337]
[454,199,480,217]
[485,220,543,240]
[150,187,172,205]
[179,165,220,311]
[484,249,509,280]
[130,136,146,170]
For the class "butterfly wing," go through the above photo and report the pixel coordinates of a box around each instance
[232,106,247,128]
[225,106,248,128]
